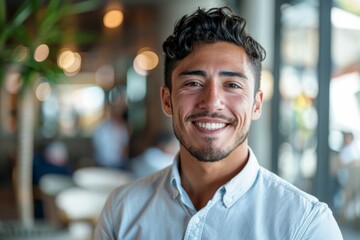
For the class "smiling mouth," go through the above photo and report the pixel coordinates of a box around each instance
[194,122,227,130]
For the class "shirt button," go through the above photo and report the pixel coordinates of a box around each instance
[193,216,200,224]
[225,196,233,204]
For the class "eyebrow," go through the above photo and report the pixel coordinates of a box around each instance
[219,71,248,79]
[179,70,248,79]
[179,70,207,77]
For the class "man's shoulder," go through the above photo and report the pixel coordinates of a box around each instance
[256,167,320,207]
[245,167,342,239]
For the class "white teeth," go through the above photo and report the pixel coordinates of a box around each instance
[195,122,226,130]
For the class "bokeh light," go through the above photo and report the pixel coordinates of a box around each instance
[58,49,75,69]
[64,52,82,76]
[133,49,159,75]
[261,70,274,101]
[34,44,50,62]
[36,82,52,101]
[57,49,82,76]
[103,10,124,28]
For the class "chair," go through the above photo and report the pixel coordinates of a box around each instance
[73,166,133,193]
[55,187,110,239]
[54,167,133,236]
[39,174,75,225]
[55,187,109,223]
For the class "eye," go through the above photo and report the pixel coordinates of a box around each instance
[184,81,202,87]
[226,83,242,89]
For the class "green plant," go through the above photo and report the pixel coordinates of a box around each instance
[0,0,99,89]
[0,0,99,230]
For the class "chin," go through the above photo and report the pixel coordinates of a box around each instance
[189,147,231,162]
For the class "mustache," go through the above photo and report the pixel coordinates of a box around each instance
[186,112,236,124]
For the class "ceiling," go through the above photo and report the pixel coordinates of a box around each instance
[5,0,230,86]
[6,0,163,83]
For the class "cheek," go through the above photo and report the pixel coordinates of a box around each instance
[228,94,251,110]
[228,96,254,120]
[173,94,197,112]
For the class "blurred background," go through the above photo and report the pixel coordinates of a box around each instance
[0,0,360,239]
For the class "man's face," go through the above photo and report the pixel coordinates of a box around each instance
[161,41,263,162]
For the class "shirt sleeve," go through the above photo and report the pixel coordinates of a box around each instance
[297,203,343,240]
[93,191,118,240]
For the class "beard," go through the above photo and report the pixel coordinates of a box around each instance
[172,114,250,162]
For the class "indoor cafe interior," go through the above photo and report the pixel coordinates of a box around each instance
[0,0,360,239]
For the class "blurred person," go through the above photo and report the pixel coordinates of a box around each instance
[33,139,73,184]
[130,130,178,179]
[339,132,360,167]
[92,92,129,170]
[33,139,73,218]
[95,6,343,239]
[334,131,360,219]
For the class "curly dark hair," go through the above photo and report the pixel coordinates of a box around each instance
[162,6,266,95]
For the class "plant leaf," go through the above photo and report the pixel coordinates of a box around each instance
[0,0,6,29]
[65,0,101,15]
[0,1,33,47]
[11,1,34,28]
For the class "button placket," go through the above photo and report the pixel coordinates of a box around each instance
[193,216,201,224]
[184,200,215,240]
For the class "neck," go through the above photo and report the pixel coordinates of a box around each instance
[179,145,249,210]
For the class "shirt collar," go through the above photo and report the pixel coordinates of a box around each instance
[170,156,181,199]
[170,156,196,209]
[222,147,260,207]
[169,147,260,208]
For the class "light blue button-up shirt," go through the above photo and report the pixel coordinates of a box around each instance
[94,148,343,240]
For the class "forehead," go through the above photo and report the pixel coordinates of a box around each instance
[171,41,254,79]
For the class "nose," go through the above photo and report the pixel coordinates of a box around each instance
[198,84,225,111]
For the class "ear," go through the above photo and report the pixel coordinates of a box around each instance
[252,90,263,120]
[161,86,172,117]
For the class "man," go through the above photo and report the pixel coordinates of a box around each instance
[95,7,343,239]
[92,91,129,170]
